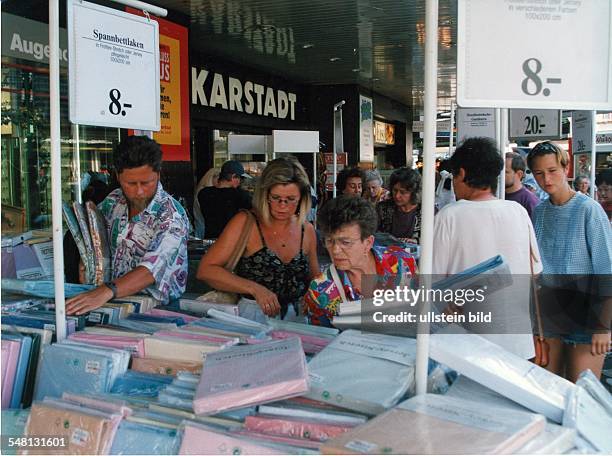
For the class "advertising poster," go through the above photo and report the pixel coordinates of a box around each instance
[127,7,190,161]
[359,95,374,162]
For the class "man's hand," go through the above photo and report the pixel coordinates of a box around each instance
[591,332,611,356]
[66,285,113,315]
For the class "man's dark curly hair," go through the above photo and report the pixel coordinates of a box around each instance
[336,167,366,194]
[447,137,503,193]
[318,195,377,239]
[389,167,421,205]
[114,136,162,174]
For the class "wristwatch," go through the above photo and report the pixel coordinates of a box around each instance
[104,281,118,300]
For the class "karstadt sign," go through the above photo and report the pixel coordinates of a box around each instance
[191,66,298,121]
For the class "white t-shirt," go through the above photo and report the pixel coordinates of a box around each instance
[433,199,543,359]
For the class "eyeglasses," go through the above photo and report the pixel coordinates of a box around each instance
[268,195,299,206]
[323,237,362,250]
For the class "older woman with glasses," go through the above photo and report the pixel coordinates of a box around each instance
[197,157,319,322]
[304,196,417,327]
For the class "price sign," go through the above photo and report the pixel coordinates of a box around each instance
[68,0,160,130]
[456,108,496,144]
[572,111,594,154]
[509,110,561,139]
[457,0,612,109]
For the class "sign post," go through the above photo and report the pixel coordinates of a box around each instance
[67,0,160,130]
[458,0,612,110]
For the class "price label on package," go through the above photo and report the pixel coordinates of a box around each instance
[67,0,160,130]
[457,0,612,110]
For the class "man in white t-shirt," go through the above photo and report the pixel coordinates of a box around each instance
[433,137,543,359]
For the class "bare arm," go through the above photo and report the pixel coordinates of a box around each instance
[66,266,155,315]
[197,212,280,316]
[305,222,320,280]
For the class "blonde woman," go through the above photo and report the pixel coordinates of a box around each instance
[193,167,219,238]
[197,157,319,322]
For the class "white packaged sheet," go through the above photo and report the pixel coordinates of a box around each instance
[429,326,575,423]
[322,393,546,454]
[306,330,416,415]
[193,337,308,415]
[563,385,612,453]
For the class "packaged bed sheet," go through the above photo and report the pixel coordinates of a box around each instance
[306,330,416,415]
[110,420,179,455]
[429,325,574,423]
[563,385,612,453]
[193,337,308,415]
[322,394,546,454]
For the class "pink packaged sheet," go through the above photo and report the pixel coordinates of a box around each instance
[154,330,239,347]
[62,392,133,417]
[179,421,285,455]
[145,308,199,323]
[244,415,353,442]
[269,330,331,354]
[68,333,146,357]
[234,429,322,449]
[193,338,308,415]
[1,339,21,409]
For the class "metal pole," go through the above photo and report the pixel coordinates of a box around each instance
[415,0,438,396]
[590,110,597,199]
[50,0,67,342]
[313,152,317,225]
[499,109,508,199]
[73,123,82,204]
[448,100,456,156]
[107,0,167,17]
[495,108,502,199]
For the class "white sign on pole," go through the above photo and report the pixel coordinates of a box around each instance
[457,0,612,110]
[509,110,561,139]
[456,108,496,144]
[572,111,594,154]
[359,95,374,162]
[68,0,160,130]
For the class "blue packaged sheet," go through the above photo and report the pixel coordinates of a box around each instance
[110,420,179,455]
[1,333,32,408]
[1,409,30,455]
[110,371,173,397]
[33,343,129,400]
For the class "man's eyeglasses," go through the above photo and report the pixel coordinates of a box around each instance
[268,195,299,206]
[323,237,362,250]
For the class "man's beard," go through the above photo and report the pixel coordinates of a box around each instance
[129,196,153,214]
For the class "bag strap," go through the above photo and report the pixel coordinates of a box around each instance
[330,264,350,305]
[529,241,545,341]
[225,210,255,272]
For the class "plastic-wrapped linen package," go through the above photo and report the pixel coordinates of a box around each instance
[131,357,203,376]
[193,337,308,415]
[0,279,94,298]
[306,330,416,415]
[73,201,96,285]
[117,319,177,333]
[1,339,21,408]
[233,429,321,450]
[110,420,179,455]
[143,336,226,363]
[67,333,145,357]
[322,394,546,455]
[269,330,332,354]
[85,201,111,284]
[514,422,576,454]
[110,371,173,397]
[257,403,368,426]
[3,333,32,408]
[145,308,200,323]
[1,409,30,455]
[63,201,94,284]
[188,318,269,340]
[563,385,612,453]
[153,330,239,348]
[58,341,130,382]
[62,392,133,417]
[445,375,528,412]
[147,403,245,430]
[245,415,354,442]
[576,369,612,415]
[266,318,339,339]
[429,325,575,423]
[23,399,121,455]
[178,421,314,455]
[33,343,128,401]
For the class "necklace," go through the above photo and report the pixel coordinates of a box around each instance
[272,227,293,248]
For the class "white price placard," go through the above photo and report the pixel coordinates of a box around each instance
[458,0,612,110]
[509,110,561,139]
[571,111,594,154]
[456,108,496,144]
[68,0,160,130]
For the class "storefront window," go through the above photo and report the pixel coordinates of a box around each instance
[1,12,119,232]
